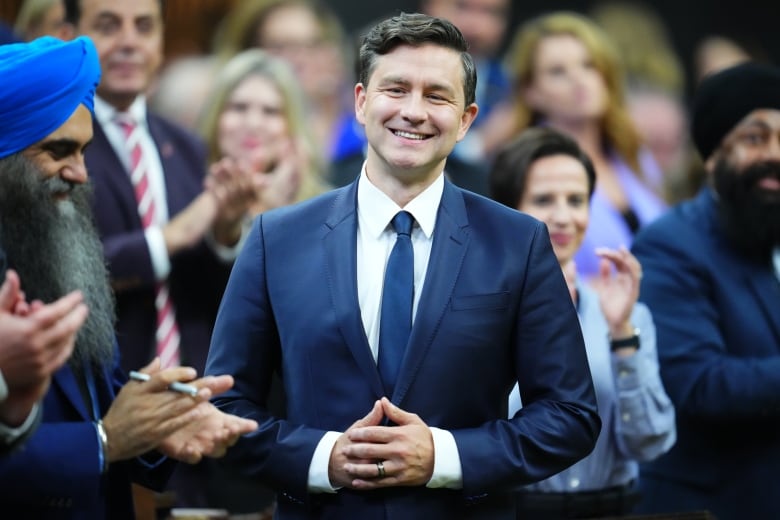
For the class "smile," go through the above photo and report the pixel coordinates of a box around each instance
[392,130,429,140]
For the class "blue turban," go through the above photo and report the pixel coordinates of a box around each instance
[0,36,101,159]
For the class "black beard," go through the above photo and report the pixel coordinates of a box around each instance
[0,154,116,371]
[713,158,780,261]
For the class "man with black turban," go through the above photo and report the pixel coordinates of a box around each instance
[631,62,780,520]
[0,36,257,518]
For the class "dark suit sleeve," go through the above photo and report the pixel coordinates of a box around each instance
[0,348,173,507]
[633,218,780,419]
[206,217,323,500]
[0,418,107,504]
[0,405,41,456]
[453,221,600,494]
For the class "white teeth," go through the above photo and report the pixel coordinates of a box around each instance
[394,130,426,140]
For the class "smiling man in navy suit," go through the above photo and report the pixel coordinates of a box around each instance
[205,13,600,520]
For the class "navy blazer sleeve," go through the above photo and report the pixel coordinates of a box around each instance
[452,219,600,493]
[0,347,174,512]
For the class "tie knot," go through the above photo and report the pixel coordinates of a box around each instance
[115,114,136,135]
[391,211,414,237]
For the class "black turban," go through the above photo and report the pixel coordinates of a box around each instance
[691,61,780,161]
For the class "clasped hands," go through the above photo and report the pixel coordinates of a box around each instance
[329,397,434,490]
[102,357,257,466]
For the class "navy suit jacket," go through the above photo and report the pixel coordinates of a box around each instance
[86,113,231,375]
[632,189,780,519]
[0,346,174,518]
[206,178,600,519]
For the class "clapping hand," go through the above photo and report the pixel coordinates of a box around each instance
[248,138,304,215]
[206,157,256,245]
[158,399,258,464]
[0,270,87,426]
[594,246,642,339]
[102,358,253,463]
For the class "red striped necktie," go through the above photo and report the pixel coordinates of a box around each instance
[117,115,181,369]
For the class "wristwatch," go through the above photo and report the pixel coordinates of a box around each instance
[610,327,640,352]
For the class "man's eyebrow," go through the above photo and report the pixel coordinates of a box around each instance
[378,76,411,87]
[40,138,91,153]
[379,76,456,95]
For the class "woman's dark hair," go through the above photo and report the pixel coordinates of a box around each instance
[489,127,597,209]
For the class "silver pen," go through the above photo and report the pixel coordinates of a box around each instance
[128,370,199,397]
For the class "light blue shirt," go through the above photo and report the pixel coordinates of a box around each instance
[508,282,676,491]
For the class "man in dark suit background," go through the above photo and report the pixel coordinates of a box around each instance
[206,13,600,519]
[632,62,780,520]
[63,0,253,377]
[63,0,256,507]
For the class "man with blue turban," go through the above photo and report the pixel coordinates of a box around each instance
[0,35,94,455]
[0,36,257,518]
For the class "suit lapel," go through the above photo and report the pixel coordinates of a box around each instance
[52,364,91,421]
[744,266,780,347]
[702,192,780,348]
[146,115,188,216]
[90,121,141,224]
[393,182,470,404]
[324,182,385,397]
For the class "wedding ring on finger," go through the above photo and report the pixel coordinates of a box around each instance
[376,461,386,478]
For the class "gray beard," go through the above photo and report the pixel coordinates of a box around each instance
[0,154,116,370]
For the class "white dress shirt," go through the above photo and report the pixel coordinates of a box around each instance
[307,167,463,492]
[773,246,780,282]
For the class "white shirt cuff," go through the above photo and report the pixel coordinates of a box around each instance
[427,427,463,489]
[0,403,39,444]
[307,430,341,493]
[145,226,171,280]
[0,369,7,403]
[204,218,251,263]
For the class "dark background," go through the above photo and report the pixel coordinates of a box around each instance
[1,0,777,99]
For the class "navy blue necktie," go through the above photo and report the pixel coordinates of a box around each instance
[378,211,414,396]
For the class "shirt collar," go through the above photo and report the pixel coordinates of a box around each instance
[356,163,444,239]
[94,94,148,128]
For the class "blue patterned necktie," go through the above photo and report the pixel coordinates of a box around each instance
[378,211,415,396]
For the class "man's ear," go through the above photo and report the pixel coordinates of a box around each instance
[355,83,367,126]
[704,150,720,174]
[456,103,479,142]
